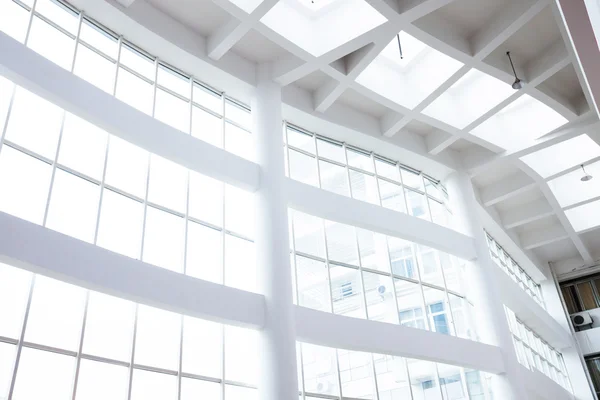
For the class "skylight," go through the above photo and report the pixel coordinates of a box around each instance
[521,135,600,178]
[548,160,600,207]
[355,33,463,110]
[422,69,513,129]
[565,199,600,232]
[471,94,568,150]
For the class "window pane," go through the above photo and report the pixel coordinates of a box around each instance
[143,207,185,273]
[438,363,465,400]
[319,160,349,197]
[75,359,128,400]
[79,20,118,58]
[25,276,86,351]
[73,44,116,93]
[46,169,100,243]
[378,179,406,213]
[134,305,181,370]
[225,184,254,238]
[296,255,330,312]
[12,348,75,400]
[0,342,16,398]
[193,83,221,114]
[338,349,376,399]
[0,0,29,42]
[408,359,441,400]
[157,65,190,98]
[35,0,78,34]
[317,139,345,163]
[5,87,63,159]
[356,229,390,273]
[287,128,314,153]
[27,17,75,70]
[347,148,373,172]
[440,253,463,294]
[147,155,187,212]
[395,279,426,330]
[405,189,430,220]
[154,88,189,133]
[120,44,155,80]
[96,189,144,258]
[225,101,251,129]
[115,68,153,115]
[423,286,450,335]
[224,235,256,292]
[131,369,177,400]
[83,291,135,361]
[181,378,220,400]
[293,211,325,258]
[430,199,450,228]
[0,77,13,130]
[325,221,359,266]
[417,247,444,288]
[225,122,253,161]
[0,147,52,223]
[374,355,411,399]
[224,325,257,384]
[288,149,318,187]
[449,294,472,340]
[186,222,222,283]
[375,159,399,181]
[330,264,365,319]
[225,385,257,400]
[192,106,222,147]
[104,136,148,198]
[401,168,423,190]
[364,271,397,324]
[302,343,339,396]
[182,316,221,378]
[0,263,31,339]
[577,282,597,310]
[388,238,417,280]
[349,170,379,205]
[188,171,223,226]
[58,113,108,180]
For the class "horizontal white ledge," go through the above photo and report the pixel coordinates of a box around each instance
[521,364,572,400]
[0,32,260,192]
[295,306,505,374]
[0,212,265,329]
[286,179,477,261]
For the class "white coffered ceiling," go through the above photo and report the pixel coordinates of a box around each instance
[97,0,600,271]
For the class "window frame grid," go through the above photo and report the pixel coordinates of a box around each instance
[560,276,600,314]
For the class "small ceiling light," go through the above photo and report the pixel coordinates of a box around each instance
[397,33,403,60]
[506,51,523,90]
[581,164,593,182]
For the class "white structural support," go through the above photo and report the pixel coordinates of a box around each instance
[252,65,299,400]
[446,171,528,399]
[0,31,260,192]
[0,211,266,328]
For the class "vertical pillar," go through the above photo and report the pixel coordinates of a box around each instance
[445,171,528,400]
[252,63,298,400]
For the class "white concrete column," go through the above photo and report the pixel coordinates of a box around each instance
[445,171,528,399]
[252,64,298,400]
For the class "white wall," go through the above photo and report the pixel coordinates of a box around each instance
[577,328,600,356]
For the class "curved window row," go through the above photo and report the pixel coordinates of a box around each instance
[0,0,253,160]
[0,262,258,400]
[284,124,452,228]
[505,307,571,392]
[0,78,257,292]
[485,233,544,308]
[297,342,494,400]
[290,210,476,340]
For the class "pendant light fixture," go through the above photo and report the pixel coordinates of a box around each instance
[506,51,523,90]
[397,33,403,60]
[581,164,594,182]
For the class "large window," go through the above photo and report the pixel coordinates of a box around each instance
[505,307,571,392]
[290,210,476,340]
[560,274,600,314]
[283,124,452,228]
[485,233,544,308]
[0,262,258,400]
[297,342,494,400]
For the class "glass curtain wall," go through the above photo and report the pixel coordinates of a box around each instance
[505,307,571,392]
[485,233,544,308]
[296,342,494,400]
[0,262,258,400]
[289,210,476,341]
[283,124,452,228]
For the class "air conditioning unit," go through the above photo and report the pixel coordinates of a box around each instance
[571,312,593,327]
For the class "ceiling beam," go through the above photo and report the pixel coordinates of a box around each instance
[500,199,555,229]
[426,129,457,155]
[519,223,569,250]
[114,0,136,7]
[479,173,537,207]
